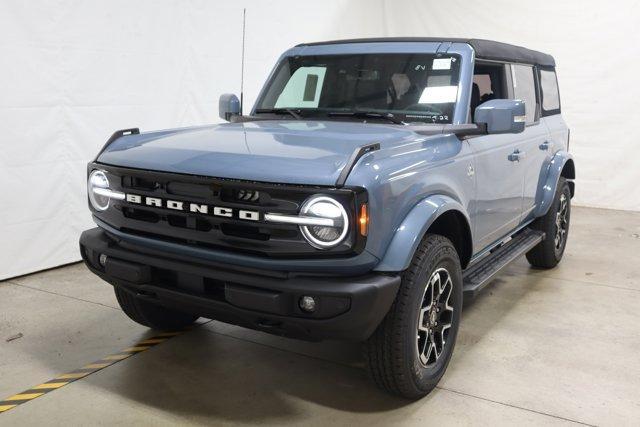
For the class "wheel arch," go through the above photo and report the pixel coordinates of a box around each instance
[561,158,576,197]
[534,151,575,217]
[374,195,473,272]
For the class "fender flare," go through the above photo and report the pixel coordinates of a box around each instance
[533,151,575,217]
[374,195,470,272]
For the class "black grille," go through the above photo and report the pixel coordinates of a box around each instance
[90,163,366,257]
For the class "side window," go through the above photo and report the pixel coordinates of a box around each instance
[471,63,508,121]
[274,66,326,108]
[539,69,561,115]
[511,64,538,124]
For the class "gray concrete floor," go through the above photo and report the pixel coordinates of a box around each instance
[1,206,639,426]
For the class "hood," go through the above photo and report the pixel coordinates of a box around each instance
[97,120,425,186]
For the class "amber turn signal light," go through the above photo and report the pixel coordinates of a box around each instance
[359,204,369,236]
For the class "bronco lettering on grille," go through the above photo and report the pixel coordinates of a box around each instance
[125,194,260,221]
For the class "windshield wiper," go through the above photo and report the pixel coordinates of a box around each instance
[254,108,302,120]
[327,111,405,125]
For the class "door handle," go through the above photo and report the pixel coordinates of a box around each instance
[539,141,550,150]
[508,149,525,162]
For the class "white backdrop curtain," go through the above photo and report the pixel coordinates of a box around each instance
[1,0,638,280]
[382,0,640,212]
[0,0,384,280]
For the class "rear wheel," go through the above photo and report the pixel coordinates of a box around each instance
[364,234,463,399]
[115,288,199,330]
[526,177,571,268]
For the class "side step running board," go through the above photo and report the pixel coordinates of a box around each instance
[462,228,545,300]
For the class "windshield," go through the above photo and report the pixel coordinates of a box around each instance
[255,53,461,124]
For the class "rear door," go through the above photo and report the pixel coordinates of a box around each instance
[538,67,568,149]
[509,64,550,222]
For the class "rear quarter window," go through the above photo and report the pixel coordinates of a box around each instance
[539,68,561,115]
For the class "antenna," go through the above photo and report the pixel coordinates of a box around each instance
[240,8,246,116]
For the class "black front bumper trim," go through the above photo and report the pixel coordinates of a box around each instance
[80,227,400,341]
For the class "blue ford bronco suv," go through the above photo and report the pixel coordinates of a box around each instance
[80,38,574,398]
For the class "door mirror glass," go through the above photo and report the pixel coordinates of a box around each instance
[219,94,240,121]
[474,99,525,134]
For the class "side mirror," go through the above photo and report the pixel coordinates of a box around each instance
[474,99,526,134]
[219,94,240,121]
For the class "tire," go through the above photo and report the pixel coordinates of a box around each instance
[364,234,463,399]
[114,287,199,330]
[526,177,571,269]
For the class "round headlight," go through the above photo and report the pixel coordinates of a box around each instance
[88,170,110,211]
[300,195,349,249]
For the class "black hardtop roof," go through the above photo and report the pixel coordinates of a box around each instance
[296,37,555,67]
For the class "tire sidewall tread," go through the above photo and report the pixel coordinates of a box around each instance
[526,177,571,268]
[365,234,463,399]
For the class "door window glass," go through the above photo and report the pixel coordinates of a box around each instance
[511,65,538,124]
[471,63,507,121]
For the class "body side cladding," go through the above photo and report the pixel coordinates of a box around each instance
[533,151,575,217]
[374,195,471,272]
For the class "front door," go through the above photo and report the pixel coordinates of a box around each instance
[469,62,526,253]
[470,132,525,253]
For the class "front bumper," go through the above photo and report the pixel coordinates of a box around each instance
[80,227,400,341]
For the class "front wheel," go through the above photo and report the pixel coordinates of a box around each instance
[364,234,463,399]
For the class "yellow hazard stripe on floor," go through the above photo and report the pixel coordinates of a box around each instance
[5,393,44,401]
[0,329,187,414]
[123,346,151,352]
[102,354,130,361]
[32,383,68,390]
[138,338,167,344]
[83,363,111,369]
[56,372,91,380]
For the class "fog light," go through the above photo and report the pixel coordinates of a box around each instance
[99,254,108,267]
[299,296,316,313]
